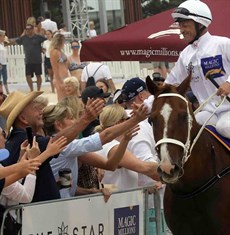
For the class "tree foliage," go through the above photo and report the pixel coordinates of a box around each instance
[141,0,184,18]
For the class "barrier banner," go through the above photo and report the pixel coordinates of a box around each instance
[22,189,144,235]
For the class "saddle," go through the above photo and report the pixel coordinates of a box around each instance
[205,125,230,151]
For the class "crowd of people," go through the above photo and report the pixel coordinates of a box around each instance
[0,0,229,234]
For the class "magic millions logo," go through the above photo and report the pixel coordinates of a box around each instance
[58,222,69,235]
[114,205,139,235]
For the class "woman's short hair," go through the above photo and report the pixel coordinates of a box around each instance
[64,76,80,89]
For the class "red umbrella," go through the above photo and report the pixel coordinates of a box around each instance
[81,0,230,62]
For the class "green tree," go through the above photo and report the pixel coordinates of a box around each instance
[32,0,63,28]
[142,0,184,18]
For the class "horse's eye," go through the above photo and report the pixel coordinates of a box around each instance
[148,117,153,126]
[179,112,188,121]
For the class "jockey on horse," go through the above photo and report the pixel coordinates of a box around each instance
[164,0,230,139]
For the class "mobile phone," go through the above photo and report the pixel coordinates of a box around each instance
[26,126,33,147]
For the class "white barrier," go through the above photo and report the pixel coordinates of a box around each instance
[6,45,154,84]
[0,187,164,235]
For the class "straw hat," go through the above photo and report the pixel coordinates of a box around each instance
[0,91,43,134]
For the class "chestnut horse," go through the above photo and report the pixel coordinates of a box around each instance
[146,75,230,235]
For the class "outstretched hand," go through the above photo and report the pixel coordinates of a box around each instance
[123,124,140,141]
[45,136,67,156]
[101,187,111,203]
[18,153,41,175]
[130,102,149,122]
[26,136,41,159]
[83,98,105,122]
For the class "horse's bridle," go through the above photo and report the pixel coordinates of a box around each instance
[154,93,193,166]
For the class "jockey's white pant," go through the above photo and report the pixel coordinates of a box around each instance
[195,110,230,138]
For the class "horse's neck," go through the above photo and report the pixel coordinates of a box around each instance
[172,129,220,194]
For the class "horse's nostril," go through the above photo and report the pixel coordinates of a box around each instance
[157,166,163,174]
[174,164,180,172]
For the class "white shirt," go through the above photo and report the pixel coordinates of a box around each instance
[41,19,58,33]
[81,62,112,83]
[125,111,165,209]
[0,164,36,217]
[165,32,230,114]
[124,114,159,186]
[144,95,154,114]
[0,43,7,65]
[50,132,102,198]
[96,139,138,191]
[42,39,51,58]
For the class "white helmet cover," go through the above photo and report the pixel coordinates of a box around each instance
[172,0,212,27]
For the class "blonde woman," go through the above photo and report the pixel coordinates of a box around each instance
[63,77,83,119]
[64,76,81,98]
[50,33,69,100]
[94,104,159,190]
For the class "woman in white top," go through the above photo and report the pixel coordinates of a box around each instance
[95,104,159,191]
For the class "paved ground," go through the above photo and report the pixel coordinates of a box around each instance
[7,78,126,105]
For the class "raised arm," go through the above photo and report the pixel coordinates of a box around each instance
[3,155,40,187]
[79,125,139,171]
[117,149,159,181]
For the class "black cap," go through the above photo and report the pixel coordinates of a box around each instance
[81,86,111,104]
[121,77,146,102]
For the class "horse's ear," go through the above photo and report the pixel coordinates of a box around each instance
[146,75,160,96]
[177,72,192,95]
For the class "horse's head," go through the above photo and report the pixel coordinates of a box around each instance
[146,73,197,184]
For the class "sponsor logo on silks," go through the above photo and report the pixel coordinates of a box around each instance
[114,205,139,235]
[201,55,226,80]
[186,62,194,74]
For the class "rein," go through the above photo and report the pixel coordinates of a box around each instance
[171,166,230,199]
